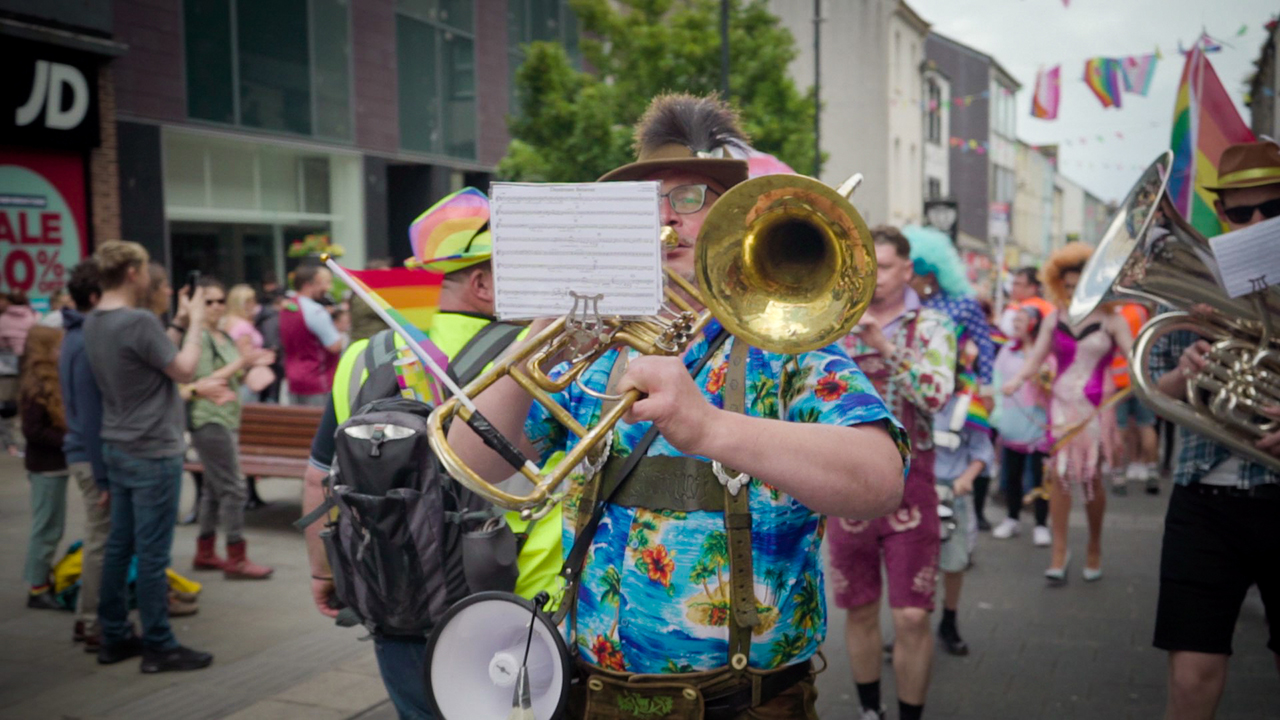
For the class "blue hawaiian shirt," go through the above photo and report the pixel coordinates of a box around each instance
[525,322,908,674]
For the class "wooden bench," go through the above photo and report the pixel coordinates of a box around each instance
[184,403,324,480]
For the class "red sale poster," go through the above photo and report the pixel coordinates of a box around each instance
[0,148,88,312]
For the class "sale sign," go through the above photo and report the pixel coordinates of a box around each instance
[0,149,87,310]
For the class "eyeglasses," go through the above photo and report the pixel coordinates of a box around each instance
[660,184,720,215]
[1222,197,1280,224]
[205,298,226,306]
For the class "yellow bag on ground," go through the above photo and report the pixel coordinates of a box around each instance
[52,546,82,594]
[166,569,203,597]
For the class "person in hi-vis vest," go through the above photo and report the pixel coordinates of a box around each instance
[299,188,560,720]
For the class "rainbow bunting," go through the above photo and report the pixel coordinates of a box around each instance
[1168,48,1256,238]
[1031,65,1060,120]
[1083,58,1123,109]
[342,266,450,402]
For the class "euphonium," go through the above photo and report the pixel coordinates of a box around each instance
[427,174,877,518]
[1070,150,1280,472]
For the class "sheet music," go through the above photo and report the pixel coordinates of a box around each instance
[1208,215,1280,298]
[490,182,664,319]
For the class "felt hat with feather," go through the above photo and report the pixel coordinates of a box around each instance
[598,93,750,189]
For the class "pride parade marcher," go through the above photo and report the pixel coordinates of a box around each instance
[834,225,957,720]
[448,93,908,720]
[300,188,560,720]
[1147,140,1280,720]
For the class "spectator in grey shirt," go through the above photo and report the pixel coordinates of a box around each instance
[85,240,214,674]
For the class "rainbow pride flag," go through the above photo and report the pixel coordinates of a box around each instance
[956,372,992,437]
[1083,58,1123,109]
[1168,47,1255,238]
[1031,65,1060,119]
[341,266,450,403]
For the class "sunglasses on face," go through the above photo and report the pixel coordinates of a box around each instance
[660,184,720,215]
[205,298,226,306]
[1222,197,1280,224]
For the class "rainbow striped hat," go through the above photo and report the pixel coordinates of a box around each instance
[407,187,492,274]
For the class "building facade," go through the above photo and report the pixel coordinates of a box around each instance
[1012,141,1054,267]
[924,32,1020,289]
[921,59,951,201]
[1,3,124,311]
[5,0,578,293]
[769,0,927,227]
[1249,21,1279,140]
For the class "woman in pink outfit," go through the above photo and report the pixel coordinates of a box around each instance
[0,291,39,358]
[1002,243,1132,585]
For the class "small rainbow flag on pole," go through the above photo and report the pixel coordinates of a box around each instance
[1083,58,1123,109]
[1169,46,1256,238]
[332,264,451,404]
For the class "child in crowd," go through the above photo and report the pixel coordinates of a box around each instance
[933,389,995,656]
[992,306,1053,546]
[20,326,68,609]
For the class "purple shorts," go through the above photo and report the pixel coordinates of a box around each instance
[827,474,941,611]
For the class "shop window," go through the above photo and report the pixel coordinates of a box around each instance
[184,0,352,140]
[397,4,476,159]
[925,79,942,145]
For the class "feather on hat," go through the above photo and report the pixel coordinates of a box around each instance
[598,93,750,189]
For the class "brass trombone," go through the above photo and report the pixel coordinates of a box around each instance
[426,174,877,518]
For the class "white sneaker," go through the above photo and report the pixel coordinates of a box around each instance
[1126,463,1142,481]
[1033,526,1052,547]
[858,707,886,720]
[992,518,1021,539]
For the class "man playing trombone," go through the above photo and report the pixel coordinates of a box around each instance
[447,93,908,719]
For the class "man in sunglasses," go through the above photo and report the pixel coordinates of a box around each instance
[1149,140,1280,720]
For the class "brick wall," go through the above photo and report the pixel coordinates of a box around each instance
[112,0,185,122]
[353,0,399,152]
[89,65,121,248]
[475,0,511,167]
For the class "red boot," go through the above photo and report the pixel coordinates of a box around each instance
[223,539,273,580]
[193,534,226,571]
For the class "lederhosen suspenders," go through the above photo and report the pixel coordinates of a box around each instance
[560,339,758,672]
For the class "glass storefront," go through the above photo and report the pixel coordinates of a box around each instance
[162,129,364,288]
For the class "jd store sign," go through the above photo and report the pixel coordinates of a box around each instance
[2,39,100,150]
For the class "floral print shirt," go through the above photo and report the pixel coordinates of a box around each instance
[923,294,996,385]
[525,321,908,674]
[838,306,958,419]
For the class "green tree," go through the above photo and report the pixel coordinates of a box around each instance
[695,530,730,591]
[769,631,808,667]
[500,0,822,182]
[791,573,822,633]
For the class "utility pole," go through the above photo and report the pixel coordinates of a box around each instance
[812,0,822,178]
[720,0,730,98]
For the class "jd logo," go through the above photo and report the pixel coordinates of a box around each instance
[616,690,675,717]
[15,60,89,131]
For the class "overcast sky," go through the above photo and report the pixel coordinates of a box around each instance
[908,0,1277,203]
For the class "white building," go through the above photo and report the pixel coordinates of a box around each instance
[922,60,951,201]
[1055,174,1086,247]
[769,0,929,227]
[1013,141,1055,266]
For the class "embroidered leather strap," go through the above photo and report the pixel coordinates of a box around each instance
[722,340,758,672]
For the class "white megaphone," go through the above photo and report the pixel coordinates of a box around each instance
[425,591,571,720]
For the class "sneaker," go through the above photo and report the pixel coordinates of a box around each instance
[1125,463,1142,481]
[859,707,886,720]
[1144,466,1161,495]
[140,644,214,674]
[991,518,1021,539]
[26,590,62,610]
[976,515,992,532]
[98,635,144,665]
[1033,526,1052,547]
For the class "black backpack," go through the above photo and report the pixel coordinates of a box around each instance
[297,321,525,637]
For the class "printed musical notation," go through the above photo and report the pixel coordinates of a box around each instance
[490,182,664,319]
[1208,215,1280,299]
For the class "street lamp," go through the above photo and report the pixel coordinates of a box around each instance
[924,198,959,243]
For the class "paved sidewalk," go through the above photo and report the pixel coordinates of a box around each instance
[815,483,1280,720]
[2,450,1276,719]
[0,454,396,720]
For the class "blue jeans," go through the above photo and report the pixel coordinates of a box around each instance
[99,444,182,650]
[373,637,434,720]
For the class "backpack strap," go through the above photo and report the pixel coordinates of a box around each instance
[350,330,401,416]
[447,322,525,388]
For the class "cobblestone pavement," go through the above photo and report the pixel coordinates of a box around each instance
[1,451,1275,719]
[815,483,1280,720]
